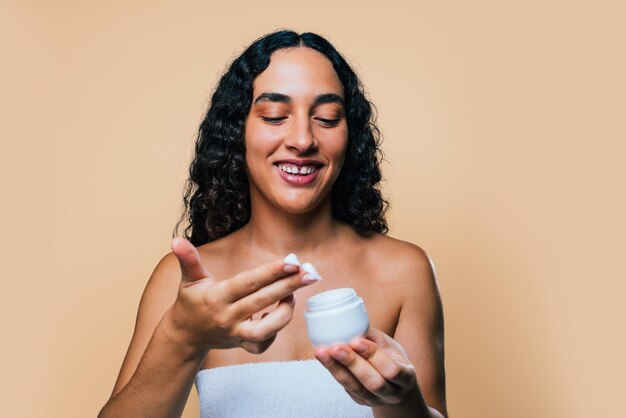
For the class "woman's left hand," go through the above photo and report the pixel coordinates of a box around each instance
[314,327,419,407]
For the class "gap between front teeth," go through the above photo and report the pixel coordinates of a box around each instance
[278,165,316,175]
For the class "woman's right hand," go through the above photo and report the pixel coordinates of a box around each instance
[164,237,316,354]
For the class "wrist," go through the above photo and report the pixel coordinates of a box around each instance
[158,308,210,361]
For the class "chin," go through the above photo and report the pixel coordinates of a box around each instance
[274,196,321,214]
[280,202,318,214]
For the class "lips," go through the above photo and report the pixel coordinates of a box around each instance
[274,163,321,186]
[273,158,324,167]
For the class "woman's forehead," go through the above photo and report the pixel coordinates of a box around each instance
[252,48,344,100]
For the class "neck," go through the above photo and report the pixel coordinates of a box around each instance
[241,193,343,259]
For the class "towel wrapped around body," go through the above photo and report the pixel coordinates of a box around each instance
[195,359,374,418]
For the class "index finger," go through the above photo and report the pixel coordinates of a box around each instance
[223,259,300,302]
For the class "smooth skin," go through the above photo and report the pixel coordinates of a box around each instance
[99,47,447,418]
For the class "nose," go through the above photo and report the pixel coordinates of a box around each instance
[284,116,317,154]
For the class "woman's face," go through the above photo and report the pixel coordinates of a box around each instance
[244,47,348,214]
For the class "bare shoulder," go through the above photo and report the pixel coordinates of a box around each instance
[138,251,181,310]
[359,232,437,291]
[366,235,446,415]
[108,250,180,397]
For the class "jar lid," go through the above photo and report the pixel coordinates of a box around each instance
[306,288,358,312]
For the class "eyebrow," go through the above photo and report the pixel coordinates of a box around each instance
[253,92,345,108]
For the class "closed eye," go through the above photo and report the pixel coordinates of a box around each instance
[316,118,340,127]
[261,116,287,124]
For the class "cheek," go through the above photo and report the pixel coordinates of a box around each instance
[245,122,282,154]
[245,123,272,153]
[322,131,348,164]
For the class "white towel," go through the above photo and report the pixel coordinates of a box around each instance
[195,359,374,418]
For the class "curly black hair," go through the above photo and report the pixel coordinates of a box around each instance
[174,30,389,246]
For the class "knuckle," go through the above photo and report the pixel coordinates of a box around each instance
[359,347,373,359]
[270,264,282,277]
[369,378,388,394]
[241,277,257,294]
[254,291,274,309]
[248,327,268,343]
[281,308,294,324]
[387,364,402,380]
[213,313,231,329]
[274,306,293,325]
[203,290,219,307]
[345,355,359,369]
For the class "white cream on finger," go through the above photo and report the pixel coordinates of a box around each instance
[302,262,322,281]
[283,253,302,266]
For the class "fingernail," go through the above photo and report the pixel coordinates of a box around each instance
[301,273,321,284]
[283,263,299,273]
[354,342,367,354]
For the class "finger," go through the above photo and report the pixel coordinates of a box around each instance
[365,327,410,359]
[364,327,388,346]
[235,294,296,343]
[314,347,378,404]
[171,237,210,282]
[229,270,314,318]
[328,344,403,404]
[347,392,385,407]
[350,338,413,387]
[241,334,276,354]
[224,259,301,302]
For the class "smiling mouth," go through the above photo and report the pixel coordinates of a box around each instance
[273,162,322,186]
[274,162,321,175]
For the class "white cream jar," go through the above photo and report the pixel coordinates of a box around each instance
[304,288,370,347]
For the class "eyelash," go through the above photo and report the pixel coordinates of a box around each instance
[260,116,340,127]
[261,117,287,124]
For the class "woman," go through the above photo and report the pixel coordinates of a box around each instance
[99,30,447,418]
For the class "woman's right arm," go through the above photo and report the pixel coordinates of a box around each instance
[97,251,206,418]
[98,238,314,418]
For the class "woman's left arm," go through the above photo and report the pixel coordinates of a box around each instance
[314,248,447,418]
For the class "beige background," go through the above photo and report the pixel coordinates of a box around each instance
[2,1,624,417]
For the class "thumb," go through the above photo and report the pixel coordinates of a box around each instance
[171,237,211,282]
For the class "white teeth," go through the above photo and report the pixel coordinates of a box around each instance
[277,164,317,175]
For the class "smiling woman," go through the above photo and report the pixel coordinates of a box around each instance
[99,30,447,418]
[174,31,388,245]
[244,47,349,214]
